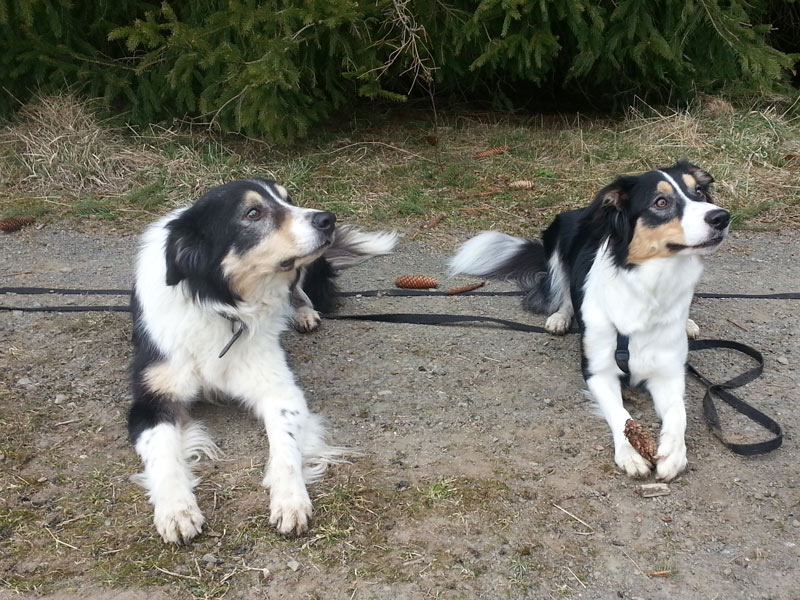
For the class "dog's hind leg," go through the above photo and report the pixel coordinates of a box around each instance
[290,269,322,333]
[542,252,573,335]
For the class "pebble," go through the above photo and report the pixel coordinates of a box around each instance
[54,394,67,404]
[287,560,300,572]
[202,553,218,565]
[777,356,789,365]
[17,377,32,386]
[792,519,800,528]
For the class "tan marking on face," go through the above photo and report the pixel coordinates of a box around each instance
[274,184,289,199]
[657,181,674,195]
[682,174,696,190]
[627,219,686,264]
[243,190,266,207]
[221,217,298,299]
[144,361,198,401]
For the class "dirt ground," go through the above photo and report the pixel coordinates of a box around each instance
[1,224,798,600]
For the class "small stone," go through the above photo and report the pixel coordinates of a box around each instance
[60,267,73,273]
[54,394,67,404]
[17,377,31,386]
[792,519,800,528]
[377,390,393,396]
[287,560,301,572]
[640,483,671,498]
[0,453,5,461]
[723,568,732,576]
[37,477,47,483]
[777,356,789,365]
[202,553,218,565]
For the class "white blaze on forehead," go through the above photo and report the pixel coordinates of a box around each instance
[657,170,723,246]
[657,171,692,203]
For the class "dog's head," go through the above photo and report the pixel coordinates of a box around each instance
[164,178,336,304]
[591,160,730,266]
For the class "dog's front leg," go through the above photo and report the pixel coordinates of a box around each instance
[647,372,688,481]
[583,328,652,477]
[255,387,314,535]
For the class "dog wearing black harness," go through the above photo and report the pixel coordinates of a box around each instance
[449,160,730,481]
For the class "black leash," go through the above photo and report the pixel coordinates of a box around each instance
[614,334,781,455]
[0,285,789,455]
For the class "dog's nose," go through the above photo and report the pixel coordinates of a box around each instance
[705,208,730,230]
[311,211,336,232]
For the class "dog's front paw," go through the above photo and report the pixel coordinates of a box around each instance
[655,433,687,481]
[269,488,313,536]
[545,312,571,335]
[614,441,653,478]
[153,498,204,544]
[294,306,321,333]
[686,318,700,339]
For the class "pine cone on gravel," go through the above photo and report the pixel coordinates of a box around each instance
[624,419,658,463]
[0,215,36,232]
[394,275,439,289]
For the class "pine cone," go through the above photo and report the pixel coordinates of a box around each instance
[0,215,36,232]
[445,281,486,295]
[473,145,510,159]
[508,180,535,190]
[395,275,439,289]
[624,419,658,463]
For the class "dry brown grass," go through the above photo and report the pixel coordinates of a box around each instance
[0,92,798,232]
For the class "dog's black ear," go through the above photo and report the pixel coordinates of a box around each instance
[589,175,637,244]
[593,175,636,212]
[164,222,208,286]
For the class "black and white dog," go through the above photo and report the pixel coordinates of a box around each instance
[449,160,730,481]
[129,178,396,543]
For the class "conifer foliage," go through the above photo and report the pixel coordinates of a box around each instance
[0,0,795,140]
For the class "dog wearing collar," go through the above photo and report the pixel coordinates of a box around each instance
[129,178,396,543]
[449,160,730,481]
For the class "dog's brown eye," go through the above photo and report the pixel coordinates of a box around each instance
[695,186,705,197]
[245,207,262,220]
[654,197,670,209]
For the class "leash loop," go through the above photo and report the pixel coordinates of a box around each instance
[687,339,782,455]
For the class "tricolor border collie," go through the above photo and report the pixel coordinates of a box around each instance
[450,160,730,481]
[129,178,396,543]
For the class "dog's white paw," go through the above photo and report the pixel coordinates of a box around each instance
[545,312,571,335]
[269,488,313,536]
[294,306,321,333]
[614,440,653,478]
[655,433,687,481]
[153,498,204,544]
[685,318,700,339]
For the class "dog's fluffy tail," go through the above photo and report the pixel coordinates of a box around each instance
[449,231,553,313]
[325,225,398,269]
[302,225,398,313]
